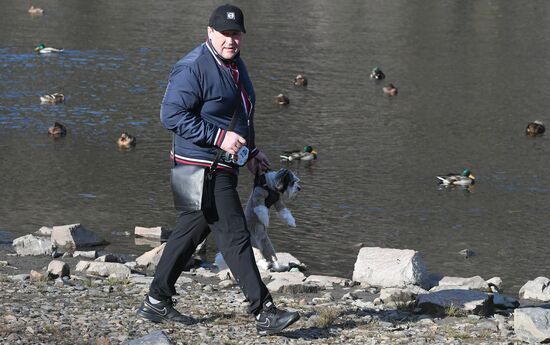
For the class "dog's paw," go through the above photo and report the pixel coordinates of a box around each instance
[254,206,270,227]
[278,208,296,227]
[256,258,272,271]
[271,261,289,272]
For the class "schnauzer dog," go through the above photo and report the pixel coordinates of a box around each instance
[244,168,301,272]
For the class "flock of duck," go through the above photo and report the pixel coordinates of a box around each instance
[27,6,544,173]
[368,66,546,189]
[32,40,137,149]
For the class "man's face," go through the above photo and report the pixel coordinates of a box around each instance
[208,27,242,60]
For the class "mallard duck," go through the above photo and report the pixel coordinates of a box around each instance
[34,43,64,54]
[275,93,289,105]
[48,122,66,137]
[436,169,475,187]
[280,146,317,161]
[293,74,308,86]
[383,83,398,96]
[526,121,545,137]
[370,67,385,80]
[117,132,136,149]
[28,6,44,15]
[40,93,64,104]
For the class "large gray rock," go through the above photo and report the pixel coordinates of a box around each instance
[136,243,165,270]
[134,226,164,239]
[514,307,550,343]
[416,289,494,316]
[51,224,106,249]
[519,277,550,302]
[75,261,131,279]
[352,247,429,288]
[380,286,428,307]
[47,260,70,279]
[122,330,174,345]
[304,275,351,287]
[12,234,55,256]
[266,271,306,292]
[435,276,490,292]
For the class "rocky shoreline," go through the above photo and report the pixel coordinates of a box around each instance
[1,225,550,344]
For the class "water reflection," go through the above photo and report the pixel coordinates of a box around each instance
[2,0,550,293]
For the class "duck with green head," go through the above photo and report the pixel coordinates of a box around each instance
[370,67,385,80]
[436,168,475,187]
[280,146,317,161]
[35,43,64,54]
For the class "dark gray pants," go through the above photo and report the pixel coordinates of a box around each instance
[149,171,271,315]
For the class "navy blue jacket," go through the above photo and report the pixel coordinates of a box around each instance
[160,41,257,171]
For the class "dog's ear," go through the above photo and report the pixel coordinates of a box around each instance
[276,168,292,192]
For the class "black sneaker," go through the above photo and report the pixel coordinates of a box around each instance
[256,301,300,336]
[137,295,196,325]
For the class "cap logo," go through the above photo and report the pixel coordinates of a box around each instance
[226,11,235,20]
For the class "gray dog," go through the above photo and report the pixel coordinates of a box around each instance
[244,168,301,272]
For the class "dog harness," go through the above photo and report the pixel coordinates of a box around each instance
[254,174,280,208]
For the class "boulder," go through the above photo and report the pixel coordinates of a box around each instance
[266,271,306,293]
[75,261,131,279]
[380,286,428,307]
[416,289,494,316]
[435,276,490,292]
[12,234,54,256]
[352,247,429,288]
[304,275,351,287]
[519,277,550,302]
[134,226,166,239]
[136,243,165,270]
[121,330,174,345]
[514,307,550,343]
[51,224,106,249]
[47,260,70,279]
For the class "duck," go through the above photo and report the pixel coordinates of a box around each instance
[436,168,475,187]
[280,146,317,161]
[275,93,290,105]
[28,6,44,15]
[370,67,385,80]
[34,43,64,54]
[525,121,545,137]
[293,74,308,86]
[48,122,67,137]
[40,93,64,104]
[117,132,136,149]
[383,83,398,96]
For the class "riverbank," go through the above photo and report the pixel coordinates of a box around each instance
[0,246,525,345]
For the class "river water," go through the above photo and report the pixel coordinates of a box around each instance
[2,0,550,293]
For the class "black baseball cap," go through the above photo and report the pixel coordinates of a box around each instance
[209,4,246,33]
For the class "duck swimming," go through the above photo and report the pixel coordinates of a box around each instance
[35,43,64,54]
[117,132,136,149]
[40,93,64,104]
[525,121,545,137]
[293,74,308,86]
[275,93,290,105]
[370,67,385,80]
[48,122,66,138]
[28,6,44,15]
[383,83,398,96]
[280,146,317,161]
[436,169,475,187]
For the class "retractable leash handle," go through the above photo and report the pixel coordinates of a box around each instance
[209,109,240,173]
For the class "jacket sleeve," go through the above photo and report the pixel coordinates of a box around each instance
[160,64,226,147]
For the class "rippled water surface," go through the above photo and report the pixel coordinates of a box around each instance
[2,0,550,293]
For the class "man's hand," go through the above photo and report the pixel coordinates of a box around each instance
[247,150,271,175]
[220,131,246,155]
